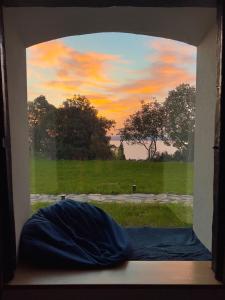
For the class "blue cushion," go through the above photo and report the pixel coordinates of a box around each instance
[20,200,131,268]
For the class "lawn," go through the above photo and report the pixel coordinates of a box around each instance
[31,201,193,227]
[30,159,193,195]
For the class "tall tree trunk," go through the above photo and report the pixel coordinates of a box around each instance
[147,147,151,160]
[146,140,157,160]
[151,140,157,159]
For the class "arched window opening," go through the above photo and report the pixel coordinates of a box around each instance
[24,32,213,262]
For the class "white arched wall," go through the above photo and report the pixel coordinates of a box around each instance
[3,6,217,252]
[193,23,217,250]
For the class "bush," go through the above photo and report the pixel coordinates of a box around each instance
[152,150,194,162]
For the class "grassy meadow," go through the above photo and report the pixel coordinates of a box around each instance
[30,159,193,195]
[31,201,193,227]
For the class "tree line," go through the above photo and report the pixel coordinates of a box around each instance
[119,83,196,161]
[28,83,195,161]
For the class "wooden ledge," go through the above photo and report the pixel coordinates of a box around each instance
[7,261,221,287]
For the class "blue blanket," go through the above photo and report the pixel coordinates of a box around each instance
[126,227,211,261]
[20,200,211,267]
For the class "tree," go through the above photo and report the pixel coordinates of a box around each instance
[117,141,126,160]
[28,95,115,160]
[28,95,56,154]
[119,100,166,160]
[163,84,196,161]
[54,95,115,160]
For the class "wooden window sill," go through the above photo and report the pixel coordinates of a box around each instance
[7,261,221,287]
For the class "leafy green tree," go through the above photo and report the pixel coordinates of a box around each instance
[54,95,115,160]
[28,95,115,160]
[28,95,56,155]
[119,100,166,160]
[163,84,196,161]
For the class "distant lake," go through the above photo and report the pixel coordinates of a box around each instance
[110,140,176,160]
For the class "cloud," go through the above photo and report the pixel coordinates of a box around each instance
[93,39,196,129]
[110,39,196,99]
[27,37,196,130]
[28,40,122,94]
[43,80,82,92]
[150,39,195,64]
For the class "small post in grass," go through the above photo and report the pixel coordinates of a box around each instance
[132,184,137,193]
[60,194,66,201]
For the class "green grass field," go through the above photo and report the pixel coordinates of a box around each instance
[31,201,193,227]
[30,159,193,195]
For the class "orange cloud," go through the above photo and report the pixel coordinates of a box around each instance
[28,40,121,91]
[27,37,196,131]
[110,39,196,100]
[87,94,117,106]
[43,80,82,92]
[92,39,196,129]
[94,95,147,131]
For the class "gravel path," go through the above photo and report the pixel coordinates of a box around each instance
[30,193,193,205]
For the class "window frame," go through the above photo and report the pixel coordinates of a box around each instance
[1,0,224,286]
[212,0,225,283]
[0,5,16,285]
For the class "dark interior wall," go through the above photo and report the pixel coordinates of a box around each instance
[3,286,225,300]
[1,0,218,8]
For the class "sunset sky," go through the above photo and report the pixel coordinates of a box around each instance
[27,32,196,131]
